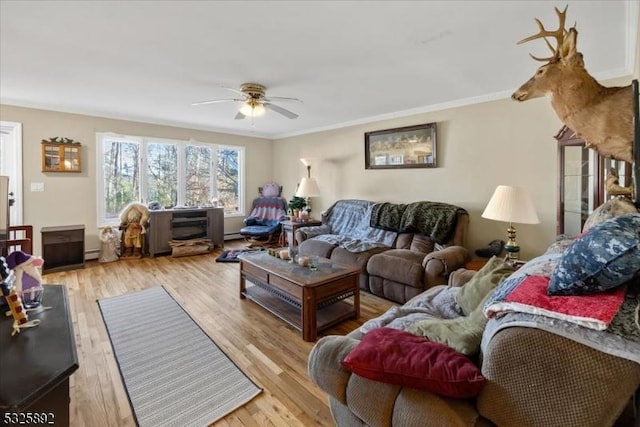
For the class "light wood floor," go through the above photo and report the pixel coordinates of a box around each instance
[42,241,394,427]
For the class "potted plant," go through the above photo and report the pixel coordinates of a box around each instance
[288,196,307,219]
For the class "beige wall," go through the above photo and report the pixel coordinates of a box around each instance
[273,98,562,259]
[0,104,273,256]
[272,10,640,260]
[274,74,637,259]
[2,40,637,261]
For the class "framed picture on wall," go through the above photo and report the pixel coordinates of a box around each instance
[364,123,437,169]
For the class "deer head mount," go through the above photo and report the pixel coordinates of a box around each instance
[512,6,634,164]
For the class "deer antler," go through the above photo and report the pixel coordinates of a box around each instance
[517,5,568,62]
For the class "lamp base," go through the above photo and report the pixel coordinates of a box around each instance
[505,223,519,261]
[504,244,520,261]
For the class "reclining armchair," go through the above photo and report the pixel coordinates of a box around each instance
[240,183,288,247]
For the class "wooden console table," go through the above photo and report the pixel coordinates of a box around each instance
[0,285,79,426]
[148,207,224,257]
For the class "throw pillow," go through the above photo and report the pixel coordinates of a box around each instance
[548,213,640,296]
[261,183,281,197]
[582,198,638,233]
[341,327,485,398]
[455,256,514,315]
[406,291,493,356]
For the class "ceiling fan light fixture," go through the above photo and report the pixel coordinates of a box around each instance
[239,102,266,117]
[194,82,298,120]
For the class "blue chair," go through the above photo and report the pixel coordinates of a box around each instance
[240,184,288,247]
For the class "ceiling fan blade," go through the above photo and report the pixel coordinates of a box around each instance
[191,98,243,106]
[234,111,246,120]
[263,96,302,103]
[222,86,247,96]
[264,102,298,119]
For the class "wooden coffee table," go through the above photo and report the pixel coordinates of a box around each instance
[239,251,360,341]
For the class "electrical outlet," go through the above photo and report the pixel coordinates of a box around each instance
[30,182,45,192]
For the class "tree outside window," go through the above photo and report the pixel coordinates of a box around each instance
[102,138,140,220]
[185,145,211,207]
[146,143,178,208]
[217,148,240,214]
[97,133,244,225]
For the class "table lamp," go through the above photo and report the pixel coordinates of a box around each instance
[481,185,539,261]
[295,159,320,213]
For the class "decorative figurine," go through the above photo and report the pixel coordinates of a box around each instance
[605,168,633,198]
[119,202,150,258]
[99,226,120,263]
[0,256,40,336]
[6,251,44,309]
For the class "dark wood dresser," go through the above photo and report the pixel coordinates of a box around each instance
[41,226,85,273]
[0,285,79,426]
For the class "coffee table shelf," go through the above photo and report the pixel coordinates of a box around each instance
[239,252,360,341]
[243,283,357,333]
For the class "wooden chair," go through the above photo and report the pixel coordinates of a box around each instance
[7,225,33,255]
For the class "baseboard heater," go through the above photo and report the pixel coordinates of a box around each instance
[84,232,240,260]
[85,248,99,261]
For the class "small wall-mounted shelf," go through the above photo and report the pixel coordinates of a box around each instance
[41,142,82,173]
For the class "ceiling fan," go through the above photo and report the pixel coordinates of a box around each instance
[192,83,301,120]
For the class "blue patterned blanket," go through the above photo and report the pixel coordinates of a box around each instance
[246,197,287,226]
[482,238,640,364]
[311,200,397,252]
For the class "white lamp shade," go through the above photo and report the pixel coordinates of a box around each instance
[481,185,540,224]
[295,177,321,198]
[239,102,266,117]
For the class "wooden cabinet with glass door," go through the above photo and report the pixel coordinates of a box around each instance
[555,126,631,235]
[41,142,82,172]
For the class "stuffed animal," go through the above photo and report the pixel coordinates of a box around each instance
[99,226,120,263]
[6,250,44,309]
[119,202,150,258]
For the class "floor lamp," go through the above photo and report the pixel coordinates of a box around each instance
[295,160,320,215]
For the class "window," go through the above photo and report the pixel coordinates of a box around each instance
[146,142,178,208]
[97,133,244,226]
[216,148,240,213]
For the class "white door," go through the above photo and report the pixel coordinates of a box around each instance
[0,121,23,225]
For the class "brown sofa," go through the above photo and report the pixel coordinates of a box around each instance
[308,242,640,426]
[296,199,470,303]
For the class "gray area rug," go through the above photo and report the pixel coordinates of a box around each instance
[98,286,262,427]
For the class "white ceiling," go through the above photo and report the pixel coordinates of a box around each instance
[0,1,637,139]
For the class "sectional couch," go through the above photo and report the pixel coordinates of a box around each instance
[308,199,640,427]
[296,199,470,303]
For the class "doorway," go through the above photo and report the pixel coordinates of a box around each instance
[0,121,23,225]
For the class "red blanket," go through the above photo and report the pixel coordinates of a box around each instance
[486,275,625,331]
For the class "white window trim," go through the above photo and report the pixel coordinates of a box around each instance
[96,133,245,226]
